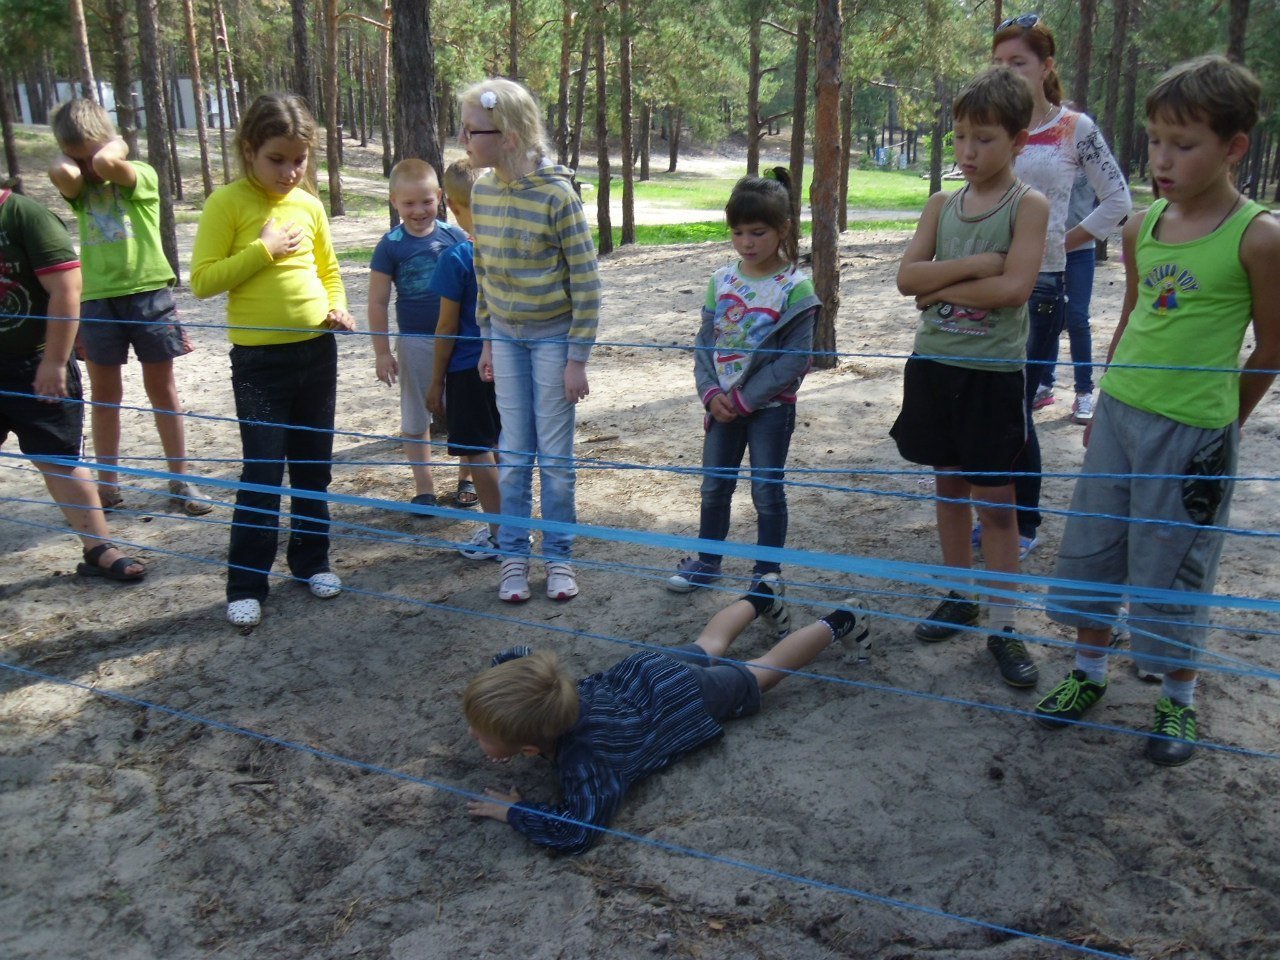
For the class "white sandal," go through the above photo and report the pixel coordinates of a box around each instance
[227,598,262,626]
[308,572,342,598]
[169,479,213,516]
[499,558,531,603]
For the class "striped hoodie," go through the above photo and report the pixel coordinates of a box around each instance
[471,162,602,362]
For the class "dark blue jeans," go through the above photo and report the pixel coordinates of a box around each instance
[1043,247,1096,394]
[1013,272,1066,536]
[226,335,337,602]
[698,402,795,574]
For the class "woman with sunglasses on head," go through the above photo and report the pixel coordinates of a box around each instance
[990,12,1131,557]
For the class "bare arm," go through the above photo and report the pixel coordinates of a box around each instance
[897,192,1006,296]
[33,267,83,400]
[47,155,83,201]
[367,270,396,385]
[427,296,461,418]
[90,138,138,189]
[1081,213,1144,448]
[1237,213,1280,426]
[917,190,1050,310]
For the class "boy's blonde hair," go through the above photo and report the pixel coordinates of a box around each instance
[389,157,439,194]
[458,78,549,167]
[442,159,481,210]
[463,651,579,746]
[235,92,319,194]
[1146,55,1261,141]
[51,98,116,147]
[953,66,1035,138]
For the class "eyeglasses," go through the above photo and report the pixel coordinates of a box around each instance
[997,12,1041,30]
[460,127,501,140]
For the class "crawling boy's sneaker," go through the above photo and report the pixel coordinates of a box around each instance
[744,573,790,638]
[822,596,872,661]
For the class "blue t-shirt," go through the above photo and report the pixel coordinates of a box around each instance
[426,239,482,373]
[369,220,467,335]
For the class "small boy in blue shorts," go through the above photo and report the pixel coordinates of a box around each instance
[892,67,1050,688]
[1034,56,1280,766]
[368,158,467,508]
[464,583,870,853]
[426,159,503,559]
[47,98,210,516]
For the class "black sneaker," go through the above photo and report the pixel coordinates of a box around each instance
[1145,697,1197,766]
[1035,670,1107,728]
[986,627,1038,688]
[914,591,981,641]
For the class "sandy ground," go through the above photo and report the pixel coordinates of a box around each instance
[3,146,1280,959]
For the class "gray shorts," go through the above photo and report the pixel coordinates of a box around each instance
[666,644,762,721]
[79,287,190,365]
[396,334,435,437]
[1046,393,1237,673]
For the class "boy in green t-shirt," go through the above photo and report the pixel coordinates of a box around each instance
[48,98,211,517]
[1036,57,1280,766]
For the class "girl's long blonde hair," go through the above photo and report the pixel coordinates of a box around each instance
[458,78,549,171]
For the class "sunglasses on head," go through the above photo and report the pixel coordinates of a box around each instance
[998,12,1041,30]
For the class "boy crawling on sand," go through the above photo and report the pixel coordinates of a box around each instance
[465,583,870,853]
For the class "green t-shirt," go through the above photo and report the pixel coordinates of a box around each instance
[0,190,80,356]
[913,182,1031,373]
[69,160,175,299]
[1103,198,1267,429]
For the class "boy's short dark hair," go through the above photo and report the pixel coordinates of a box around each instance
[442,159,481,210]
[953,66,1035,138]
[1145,55,1261,140]
[463,651,580,745]
[51,98,116,147]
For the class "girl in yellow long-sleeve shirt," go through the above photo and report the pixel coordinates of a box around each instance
[190,93,353,628]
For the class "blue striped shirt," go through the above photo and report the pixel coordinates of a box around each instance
[505,650,724,854]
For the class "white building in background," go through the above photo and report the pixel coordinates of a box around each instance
[17,79,232,130]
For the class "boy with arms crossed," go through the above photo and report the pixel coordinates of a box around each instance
[1035,57,1280,765]
[893,67,1049,688]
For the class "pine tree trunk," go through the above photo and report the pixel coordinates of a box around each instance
[210,2,231,181]
[667,106,680,172]
[0,65,20,188]
[594,23,612,255]
[556,2,574,165]
[1227,0,1249,62]
[788,13,810,226]
[212,0,239,127]
[104,0,138,154]
[380,1,392,177]
[182,0,215,194]
[509,0,520,77]
[324,0,344,215]
[1117,0,1141,177]
[1100,0,1129,148]
[1071,0,1096,113]
[70,0,97,100]
[811,0,841,370]
[570,31,589,171]
[619,0,634,245]
[391,0,443,217]
[291,0,313,104]
[638,100,650,181]
[162,51,184,202]
[135,0,179,279]
[838,83,852,231]
[747,14,761,176]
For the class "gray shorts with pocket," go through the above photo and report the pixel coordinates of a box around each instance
[1046,393,1237,675]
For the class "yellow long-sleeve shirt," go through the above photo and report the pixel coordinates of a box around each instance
[190,178,346,346]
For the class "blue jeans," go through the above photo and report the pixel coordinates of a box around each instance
[698,403,796,574]
[226,335,336,602]
[1043,247,1095,394]
[490,329,576,560]
[1012,272,1065,537]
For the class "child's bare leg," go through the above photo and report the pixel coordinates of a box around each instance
[140,360,189,475]
[405,431,434,497]
[693,600,758,659]
[976,484,1019,627]
[85,360,123,492]
[745,620,839,694]
[935,471,974,570]
[465,450,501,535]
[38,461,143,575]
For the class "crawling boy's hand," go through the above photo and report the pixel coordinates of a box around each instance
[467,786,521,823]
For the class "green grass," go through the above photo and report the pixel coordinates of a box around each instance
[577,166,930,212]
[590,217,917,249]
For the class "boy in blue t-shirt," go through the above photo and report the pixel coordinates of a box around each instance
[368,158,466,507]
[426,160,503,559]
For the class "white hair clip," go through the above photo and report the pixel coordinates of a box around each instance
[480,90,498,109]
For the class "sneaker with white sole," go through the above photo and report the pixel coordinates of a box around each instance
[227,598,262,626]
[459,524,501,561]
[749,573,791,638]
[308,571,342,598]
[499,558,531,603]
[545,561,579,601]
[832,595,872,661]
[1032,385,1055,410]
[666,556,722,593]
[1071,391,1095,423]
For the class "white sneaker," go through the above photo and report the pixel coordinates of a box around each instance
[459,524,501,561]
[499,558,531,603]
[834,596,872,662]
[1032,385,1055,409]
[545,560,579,601]
[1071,391,1095,423]
[227,598,262,626]
[753,573,791,638]
[308,571,342,598]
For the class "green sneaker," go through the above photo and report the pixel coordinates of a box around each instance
[914,590,981,642]
[1034,670,1107,728]
[1145,697,1197,766]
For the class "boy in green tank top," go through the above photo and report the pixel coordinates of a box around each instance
[1036,57,1280,766]
[893,67,1050,690]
